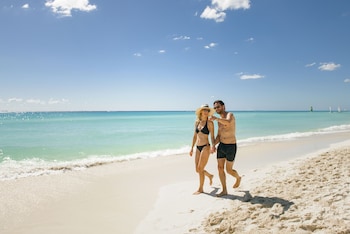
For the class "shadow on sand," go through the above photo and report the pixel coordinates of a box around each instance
[205,188,294,216]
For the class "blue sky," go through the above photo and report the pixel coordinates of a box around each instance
[1,0,350,112]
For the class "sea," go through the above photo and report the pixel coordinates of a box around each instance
[1,111,350,181]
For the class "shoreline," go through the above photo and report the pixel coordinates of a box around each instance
[1,131,350,233]
[2,111,350,182]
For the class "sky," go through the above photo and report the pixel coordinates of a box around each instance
[1,0,350,112]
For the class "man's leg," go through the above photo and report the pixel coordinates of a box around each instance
[216,158,227,197]
[225,161,241,188]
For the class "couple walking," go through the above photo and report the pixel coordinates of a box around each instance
[190,100,241,197]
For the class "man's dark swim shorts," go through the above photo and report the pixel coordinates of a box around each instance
[217,143,237,162]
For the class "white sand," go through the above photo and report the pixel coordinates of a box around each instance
[135,138,350,234]
[1,132,350,234]
[192,145,350,234]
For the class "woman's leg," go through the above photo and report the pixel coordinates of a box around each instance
[194,146,211,194]
[204,170,213,186]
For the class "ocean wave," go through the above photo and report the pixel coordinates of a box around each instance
[1,124,350,181]
[238,124,350,146]
[0,147,190,181]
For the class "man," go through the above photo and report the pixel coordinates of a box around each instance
[210,100,241,197]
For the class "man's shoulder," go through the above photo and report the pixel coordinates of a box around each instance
[226,112,235,119]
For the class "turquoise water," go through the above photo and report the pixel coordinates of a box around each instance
[1,111,350,180]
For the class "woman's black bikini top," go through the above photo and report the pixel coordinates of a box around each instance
[196,121,209,135]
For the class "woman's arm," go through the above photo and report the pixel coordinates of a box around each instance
[189,122,198,156]
[208,121,216,153]
[214,127,220,145]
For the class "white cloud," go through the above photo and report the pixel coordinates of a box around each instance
[240,74,265,80]
[200,0,250,22]
[2,98,70,111]
[344,79,350,83]
[305,62,316,67]
[246,37,254,42]
[5,98,69,105]
[26,99,45,104]
[200,6,226,22]
[173,36,191,41]
[48,98,69,105]
[318,62,341,71]
[22,4,29,9]
[213,0,251,11]
[133,53,142,57]
[8,98,23,103]
[45,0,97,17]
[158,50,166,54]
[204,42,218,49]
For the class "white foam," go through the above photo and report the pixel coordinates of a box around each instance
[238,124,350,146]
[1,124,350,181]
[0,146,190,181]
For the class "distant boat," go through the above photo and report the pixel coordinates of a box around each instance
[310,106,313,112]
[338,107,341,112]
[329,107,332,113]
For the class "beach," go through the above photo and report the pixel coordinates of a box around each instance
[1,132,350,234]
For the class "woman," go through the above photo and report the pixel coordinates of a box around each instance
[189,104,216,195]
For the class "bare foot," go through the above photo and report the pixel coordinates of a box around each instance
[209,174,214,186]
[216,191,227,197]
[193,190,203,195]
[233,176,241,188]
